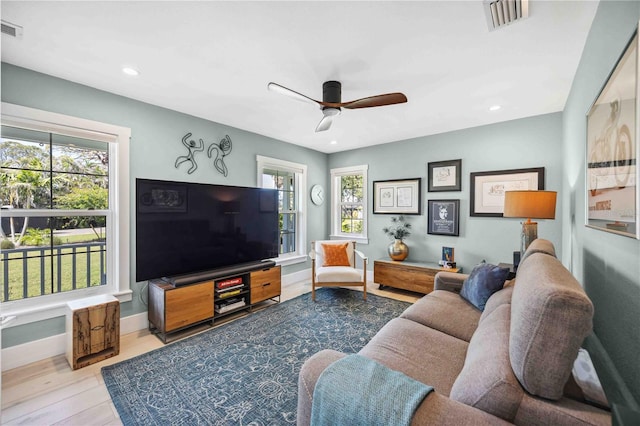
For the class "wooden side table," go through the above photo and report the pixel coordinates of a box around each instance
[66,294,120,370]
[374,258,462,294]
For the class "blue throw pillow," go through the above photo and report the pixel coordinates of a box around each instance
[460,262,510,311]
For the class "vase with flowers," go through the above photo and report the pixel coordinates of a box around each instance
[383,215,412,261]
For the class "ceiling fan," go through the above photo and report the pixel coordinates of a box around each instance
[267,81,407,132]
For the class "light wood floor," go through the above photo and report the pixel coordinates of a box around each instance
[1,281,419,425]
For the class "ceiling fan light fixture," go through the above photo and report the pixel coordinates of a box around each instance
[269,80,407,132]
[322,107,341,117]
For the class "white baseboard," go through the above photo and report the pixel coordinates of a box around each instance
[1,271,306,371]
[1,312,148,372]
[282,268,311,287]
[1,333,66,372]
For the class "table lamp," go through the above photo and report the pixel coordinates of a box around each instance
[503,190,557,254]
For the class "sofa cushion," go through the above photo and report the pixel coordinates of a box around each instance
[412,392,514,426]
[510,253,594,400]
[400,290,481,342]
[460,262,510,311]
[359,317,468,396]
[514,393,611,425]
[480,286,513,323]
[518,238,556,270]
[450,304,524,422]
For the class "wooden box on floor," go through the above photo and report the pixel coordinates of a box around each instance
[65,294,120,370]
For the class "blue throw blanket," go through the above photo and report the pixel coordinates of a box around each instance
[310,354,433,426]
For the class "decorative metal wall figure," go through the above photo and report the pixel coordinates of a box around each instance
[207,135,233,177]
[174,133,234,177]
[175,133,204,174]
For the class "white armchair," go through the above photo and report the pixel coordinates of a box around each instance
[309,240,368,302]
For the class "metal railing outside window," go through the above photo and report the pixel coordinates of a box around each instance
[1,241,106,302]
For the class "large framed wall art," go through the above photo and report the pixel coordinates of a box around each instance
[586,28,640,239]
[373,178,422,214]
[470,167,544,217]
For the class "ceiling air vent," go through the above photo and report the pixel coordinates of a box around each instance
[484,0,529,32]
[1,20,23,38]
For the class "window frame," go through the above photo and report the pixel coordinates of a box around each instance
[330,164,369,244]
[256,155,307,266]
[1,102,131,327]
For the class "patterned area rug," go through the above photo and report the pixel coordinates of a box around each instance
[102,288,410,425]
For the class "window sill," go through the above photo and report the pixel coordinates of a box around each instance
[0,289,132,328]
[273,254,308,267]
[329,235,369,245]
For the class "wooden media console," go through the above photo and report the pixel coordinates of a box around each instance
[148,262,281,342]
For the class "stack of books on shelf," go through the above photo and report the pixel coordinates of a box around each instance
[215,277,247,313]
[216,277,243,291]
[215,296,246,314]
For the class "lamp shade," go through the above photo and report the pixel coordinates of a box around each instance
[503,190,557,219]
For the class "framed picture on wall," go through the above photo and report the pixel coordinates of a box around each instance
[427,159,462,192]
[470,167,545,217]
[373,178,422,214]
[586,28,640,239]
[427,199,460,236]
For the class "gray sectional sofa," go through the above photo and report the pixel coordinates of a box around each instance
[297,239,611,425]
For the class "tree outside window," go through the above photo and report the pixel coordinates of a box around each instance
[340,174,364,234]
[1,127,110,301]
[331,165,368,242]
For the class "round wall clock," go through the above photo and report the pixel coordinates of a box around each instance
[310,184,325,206]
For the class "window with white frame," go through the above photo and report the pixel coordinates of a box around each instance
[257,155,307,265]
[0,103,130,326]
[330,165,368,243]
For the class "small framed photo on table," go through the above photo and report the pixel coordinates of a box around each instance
[442,247,455,263]
[427,199,460,236]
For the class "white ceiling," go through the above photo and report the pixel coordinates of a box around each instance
[1,1,599,154]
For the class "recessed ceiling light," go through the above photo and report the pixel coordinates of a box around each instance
[489,105,502,112]
[122,67,139,76]
[330,140,338,145]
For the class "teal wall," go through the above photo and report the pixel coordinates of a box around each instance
[562,0,640,406]
[1,63,329,347]
[329,112,563,270]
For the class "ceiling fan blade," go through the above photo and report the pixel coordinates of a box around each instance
[267,82,321,106]
[315,115,333,132]
[338,92,408,109]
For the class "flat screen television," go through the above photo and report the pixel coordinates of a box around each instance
[135,178,279,282]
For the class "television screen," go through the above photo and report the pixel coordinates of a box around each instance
[135,178,279,282]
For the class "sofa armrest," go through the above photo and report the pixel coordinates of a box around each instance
[434,271,469,293]
[297,349,510,426]
[298,349,347,426]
